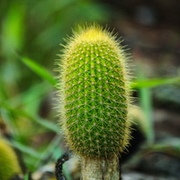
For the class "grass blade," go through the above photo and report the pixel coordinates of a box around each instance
[136,66,155,144]
[20,56,57,86]
[0,101,59,133]
[131,76,180,89]
[8,140,41,159]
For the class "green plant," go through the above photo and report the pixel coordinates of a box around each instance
[0,138,22,180]
[57,24,132,179]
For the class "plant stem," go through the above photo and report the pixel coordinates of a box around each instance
[81,155,121,180]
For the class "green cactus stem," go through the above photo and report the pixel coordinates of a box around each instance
[57,24,132,179]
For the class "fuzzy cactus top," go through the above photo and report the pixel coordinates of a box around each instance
[58,24,131,159]
[0,139,22,180]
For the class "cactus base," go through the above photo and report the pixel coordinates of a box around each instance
[81,155,120,180]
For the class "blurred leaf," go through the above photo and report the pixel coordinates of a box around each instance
[144,138,180,158]
[12,109,60,134]
[20,57,57,86]
[131,76,180,89]
[129,106,150,142]
[139,86,154,144]
[0,101,59,133]
[1,2,25,57]
[9,82,52,109]
[0,108,21,140]
[136,66,154,144]
[24,173,29,180]
[33,135,62,170]
[9,140,41,159]
[19,57,180,91]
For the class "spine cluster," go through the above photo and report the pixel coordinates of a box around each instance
[58,25,131,159]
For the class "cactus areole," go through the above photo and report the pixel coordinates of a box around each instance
[58,24,131,159]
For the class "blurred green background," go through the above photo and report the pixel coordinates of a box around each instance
[0,0,180,179]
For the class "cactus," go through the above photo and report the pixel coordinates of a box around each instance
[0,139,22,180]
[57,24,132,179]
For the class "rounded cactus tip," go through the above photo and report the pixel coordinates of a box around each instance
[0,138,22,180]
[57,24,132,159]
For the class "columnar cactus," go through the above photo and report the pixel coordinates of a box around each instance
[0,139,22,180]
[57,24,132,179]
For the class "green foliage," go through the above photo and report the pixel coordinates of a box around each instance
[131,77,180,89]
[0,0,180,178]
[0,0,111,174]
[143,138,180,158]
[20,56,57,86]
